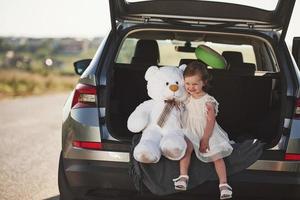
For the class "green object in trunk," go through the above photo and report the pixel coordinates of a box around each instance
[195,45,227,69]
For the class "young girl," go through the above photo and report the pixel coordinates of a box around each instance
[173,61,233,199]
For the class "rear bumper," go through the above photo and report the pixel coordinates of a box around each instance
[63,156,300,198]
[230,169,300,185]
[64,158,135,190]
[228,170,300,199]
[65,147,300,173]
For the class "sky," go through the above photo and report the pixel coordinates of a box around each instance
[0,0,299,46]
[0,0,111,38]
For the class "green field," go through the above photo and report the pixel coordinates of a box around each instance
[0,69,78,99]
[0,53,87,99]
[0,37,100,100]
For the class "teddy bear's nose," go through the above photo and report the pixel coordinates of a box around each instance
[169,84,178,92]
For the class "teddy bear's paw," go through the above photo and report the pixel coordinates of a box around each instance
[160,134,187,160]
[134,142,161,163]
[127,116,148,133]
[162,146,186,161]
[140,154,159,163]
[134,151,160,163]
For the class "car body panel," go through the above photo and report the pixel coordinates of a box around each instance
[66,148,130,162]
[287,118,300,154]
[70,108,100,127]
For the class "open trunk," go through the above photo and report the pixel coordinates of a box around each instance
[106,29,283,147]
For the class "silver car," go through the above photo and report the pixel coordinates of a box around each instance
[59,0,300,199]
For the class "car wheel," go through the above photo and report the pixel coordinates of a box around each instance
[58,151,80,200]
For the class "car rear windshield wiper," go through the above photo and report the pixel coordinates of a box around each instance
[162,18,238,28]
[205,22,238,28]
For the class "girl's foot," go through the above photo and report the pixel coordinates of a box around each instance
[219,183,232,199]
[172,175,189,191]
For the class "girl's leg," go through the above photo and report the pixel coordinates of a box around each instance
[214,158,232,199]
[180,138,193,175]
[173,138,193,190]
[213,158,227,184]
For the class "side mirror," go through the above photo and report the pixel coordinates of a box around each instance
[292,37,300,68]
[73,59,92,75]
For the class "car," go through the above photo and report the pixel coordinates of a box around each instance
[58,0,300,199]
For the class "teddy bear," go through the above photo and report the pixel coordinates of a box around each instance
[127,65,188,163]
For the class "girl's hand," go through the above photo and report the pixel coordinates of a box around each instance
[199,137,210,153]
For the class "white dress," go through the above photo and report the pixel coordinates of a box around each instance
[183,94,233,162]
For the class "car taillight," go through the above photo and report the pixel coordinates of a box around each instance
[72,141,102,150]
[285,153,300,161]
[295,98,300,119]
[71,83,97,109]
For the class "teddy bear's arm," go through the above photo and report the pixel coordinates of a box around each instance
[127,100,154,133]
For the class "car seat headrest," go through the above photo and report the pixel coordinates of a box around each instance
[131,39,160,65]
[222,51,244,67]
[179,59,198,66]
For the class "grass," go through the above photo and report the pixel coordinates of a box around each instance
[0,43,98,100]
[0,69,78,100]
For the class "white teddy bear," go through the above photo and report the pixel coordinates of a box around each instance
[127,65,188,163]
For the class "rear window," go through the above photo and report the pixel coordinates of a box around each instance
[159,41,256,66]
[116,36,256,67]
[115,30,277,73]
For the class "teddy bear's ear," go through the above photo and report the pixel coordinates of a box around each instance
[179,64,187,72]
[145,66,159,81]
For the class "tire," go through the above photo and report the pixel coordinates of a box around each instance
[58,151,80,200]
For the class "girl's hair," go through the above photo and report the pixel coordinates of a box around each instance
[183,61,212,92]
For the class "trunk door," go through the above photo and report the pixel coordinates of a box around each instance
[109,0,295,40]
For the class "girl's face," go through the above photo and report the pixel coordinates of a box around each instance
[184,74,205,98]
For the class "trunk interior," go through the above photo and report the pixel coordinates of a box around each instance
[106,29,283,146]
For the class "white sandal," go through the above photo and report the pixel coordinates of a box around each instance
[172,175,189,191]
[219,183,233,199]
